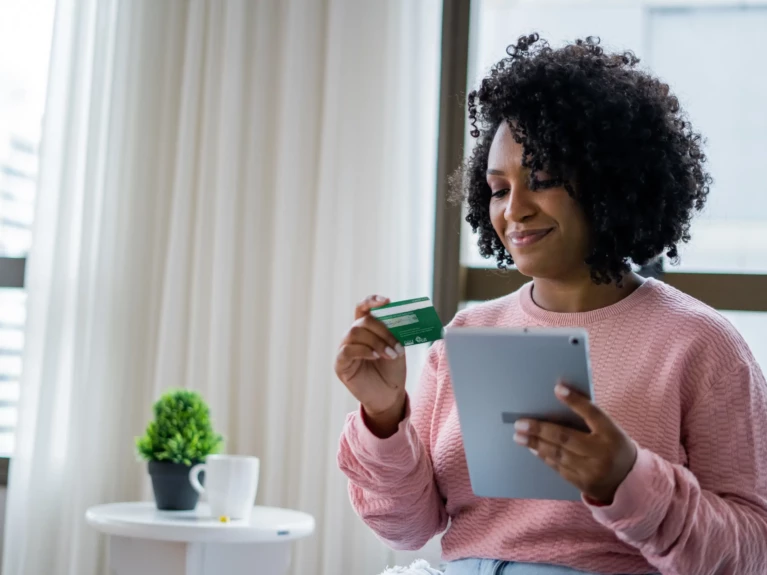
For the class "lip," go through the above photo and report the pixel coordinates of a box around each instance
[507,228,554,247]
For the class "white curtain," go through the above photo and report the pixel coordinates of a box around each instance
[3,1,442,574]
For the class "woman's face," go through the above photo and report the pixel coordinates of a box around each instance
[487,122,591,280]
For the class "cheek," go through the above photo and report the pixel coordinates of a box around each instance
[568,202,590,239]
[489,201,505,233]
[553,198,590,248]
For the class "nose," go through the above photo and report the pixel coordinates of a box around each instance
[503,183,536,223]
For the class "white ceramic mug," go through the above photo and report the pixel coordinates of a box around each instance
[189,455,260,520]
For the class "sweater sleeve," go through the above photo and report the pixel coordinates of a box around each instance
[337,343,448,550]
[588,360,767,575]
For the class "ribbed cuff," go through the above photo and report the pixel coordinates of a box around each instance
[586,446,673,539]
[347,396,415,461]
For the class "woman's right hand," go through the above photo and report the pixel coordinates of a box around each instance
[335,295,407,437]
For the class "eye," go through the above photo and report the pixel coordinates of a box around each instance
[491,188,509,199]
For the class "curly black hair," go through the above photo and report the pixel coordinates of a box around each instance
[453,33,711,284]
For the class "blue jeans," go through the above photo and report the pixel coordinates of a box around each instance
[444,558,646,575]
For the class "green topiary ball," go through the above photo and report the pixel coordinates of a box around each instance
[136,389,223,466]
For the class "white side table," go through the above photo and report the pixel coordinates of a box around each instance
[86,502,315,575]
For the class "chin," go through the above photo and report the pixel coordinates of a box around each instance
[511,259,543,278]
[511,256,559,280]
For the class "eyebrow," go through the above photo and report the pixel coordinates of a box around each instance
[486,168,505,176]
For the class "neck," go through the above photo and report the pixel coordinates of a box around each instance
[531,271,644,314]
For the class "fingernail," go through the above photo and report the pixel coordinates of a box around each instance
[375,295,386,302]
[529,448,538,456]
[513,433,528,446]
[385,347,398,359]
[514,420,529,432]
[372,351,380,359]
[395,343,405,355]
[555,383,570,397]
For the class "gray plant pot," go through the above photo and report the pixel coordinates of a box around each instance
[148,460,204,511]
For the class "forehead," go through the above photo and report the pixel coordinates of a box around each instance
[488,122,523,170]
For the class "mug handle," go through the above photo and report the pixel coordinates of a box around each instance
[189,463,206,494]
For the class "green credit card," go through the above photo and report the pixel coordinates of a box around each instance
[370,297,443,346]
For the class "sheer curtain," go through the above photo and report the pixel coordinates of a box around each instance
[2,1,442,574]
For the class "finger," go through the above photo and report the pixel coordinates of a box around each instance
[515,434,585,473]
[337,343,381,363]
[555,382,612,433]
[344,322,403,359]
[355,295,390,320]
[354,315,404,356]
[514,419,593,456]
[535,452,584,490]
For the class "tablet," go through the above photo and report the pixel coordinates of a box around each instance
[444,327,594,501]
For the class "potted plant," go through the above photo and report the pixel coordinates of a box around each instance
[136,389,223,510]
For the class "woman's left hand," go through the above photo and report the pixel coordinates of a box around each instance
[513,382,638,505]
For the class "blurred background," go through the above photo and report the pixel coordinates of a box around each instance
[0,1,764,574]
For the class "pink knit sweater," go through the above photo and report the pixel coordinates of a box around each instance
[338,279,767,574]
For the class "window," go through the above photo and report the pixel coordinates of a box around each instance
[648,6,767,274]
[433,0,767,371]
[647,5,767,369]
[0,0,56,457]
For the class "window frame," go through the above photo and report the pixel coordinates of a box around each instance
[0,256,24,484]
[432,0,472,324]
[0,257,26,289]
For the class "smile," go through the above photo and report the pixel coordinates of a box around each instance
[508,228,554,247]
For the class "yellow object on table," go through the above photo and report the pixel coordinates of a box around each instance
[219,516,230,523]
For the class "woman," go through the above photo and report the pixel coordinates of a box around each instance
[335,35,767,575]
